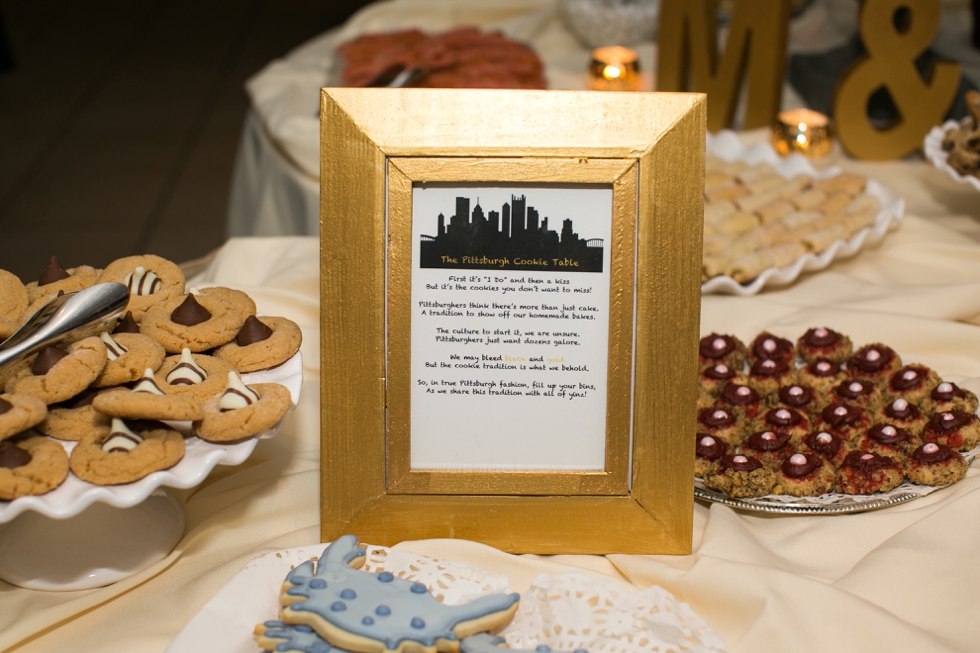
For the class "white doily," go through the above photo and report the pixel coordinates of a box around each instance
[502,571,726,653]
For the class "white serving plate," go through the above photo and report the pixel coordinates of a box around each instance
[923,119,980,193]
[0,351,303,523]
[702,131,906,296]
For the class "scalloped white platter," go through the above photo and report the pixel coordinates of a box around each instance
[0,351,302,523]
[923,120,980,193]
[702,131,906,296]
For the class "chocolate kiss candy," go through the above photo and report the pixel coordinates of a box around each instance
[0,440,31,469]
[31,346,69,375]
[170,294,211,327]
[0,397,12,415]
[113,311,141,334]
[237,315,273,346]
[38,256,70,286]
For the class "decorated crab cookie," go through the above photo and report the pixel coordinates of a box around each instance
[194,372,291,443]
[214,315,302,373]
[25,256,99,304]
[255,621,343,653]
[0,393,47,439]
[69,418,185,485]
[459,634,586,653]
[141,292,245,353]
[7,338,107,404]
[93,368,203,421]
[0,268,29,339]
[279,535,521,653]
[92,331,166,387]
[97,254,186,321]
[153,349,234,404]
[0,430,70,499]
[36,388,113,441]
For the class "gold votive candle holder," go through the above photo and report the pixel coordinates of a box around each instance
[772,108,832,158]
[588,46,640,91]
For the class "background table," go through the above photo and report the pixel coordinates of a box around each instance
[2,151,980,651]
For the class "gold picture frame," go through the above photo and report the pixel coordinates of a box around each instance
[321,88,705,554]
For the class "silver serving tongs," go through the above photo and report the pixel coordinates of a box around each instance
[0,282,130,373]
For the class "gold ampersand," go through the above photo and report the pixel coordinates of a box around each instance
[834,0,961,160]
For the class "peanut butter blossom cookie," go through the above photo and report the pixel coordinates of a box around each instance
[92,331,166,388]
[194,372,291,443]
[7,337,107,404]
[0,393,48,439]
[98,254,186,321]
[69,418,185,485]
[0,269,29,339]
[279,535,521,653]
[25,256,99,304]
[93,368,203,421]
[36,389,112,442]
[141,292,245,353]
[214,315,302,373]
[154,349,234,404]
[0,430,70,499]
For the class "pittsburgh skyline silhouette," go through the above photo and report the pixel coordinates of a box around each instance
[419,194,604,272]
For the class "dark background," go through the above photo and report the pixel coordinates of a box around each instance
[0,0,373,281]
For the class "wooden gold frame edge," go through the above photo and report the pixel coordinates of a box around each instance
[320,88,704,554]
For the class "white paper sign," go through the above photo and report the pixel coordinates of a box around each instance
[409,184,613,471]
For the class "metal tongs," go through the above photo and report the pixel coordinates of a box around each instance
[0,282,130,373]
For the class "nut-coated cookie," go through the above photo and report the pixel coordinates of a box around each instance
[194,374,291,443]
[0,393,48,440]
[7,337,107,404]
[141,292,245,353]
[0,269,28,339]
[93,368,203,420]
[25,256,99,304]
[214,315,302,372]
[69,418,185,485]
[92,332,166,388]
[154,350,235,404]
[98,254,186,321]
[0,432,70,499]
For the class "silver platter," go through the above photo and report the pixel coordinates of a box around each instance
[694,486,920,514]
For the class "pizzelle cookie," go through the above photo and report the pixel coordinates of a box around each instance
[0,268,28,339]
[194,372,291,443]
[25,256,99,304]
[214,315,302,372]
[280,535,521,653]
[98,254,186,321]
[69,417,185,485]
[0,431,70,499]
[0,393,48,439]
[141,292,245,353]
[93,368,203,421]
[92,331,166,387]
[7,337,107,404]
[154,349,234,403]
[36,389,113,441]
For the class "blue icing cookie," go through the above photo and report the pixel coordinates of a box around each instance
[280,535,521,653]
[459,633,589,653]
[256,621,338,653]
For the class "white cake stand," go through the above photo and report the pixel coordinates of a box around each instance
[0,352,303,591]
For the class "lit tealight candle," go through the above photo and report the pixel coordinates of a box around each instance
[772,108,832,158]
[588,46,640,92]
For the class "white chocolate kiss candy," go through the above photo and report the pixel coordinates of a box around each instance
[816,432,833,444]
[101,418,144,453]
[789,453,808,465]
[133,368,165,395]
[712,337,727,350]
[937,382,954,393]
[167,348,207,386]
[922,443,940,454]
[100,331,129,361]
[123,266,162,296]
[218,372,260,412]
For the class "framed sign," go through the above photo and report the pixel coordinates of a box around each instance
[321,89,705,554]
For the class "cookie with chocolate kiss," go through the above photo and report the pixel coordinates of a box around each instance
[69,418,184,486]
[772,452,835,497]
[0,268,28,339]
[906,443,968,486]
[98,254,186,321]
[0,393,48,440]
[697,333,747,369]
[141,292,245,353]
[24,256,99,305]
[7,337,107,405]
[0,430,70,499]
[796,327,852,364]
[213,315,302,373]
